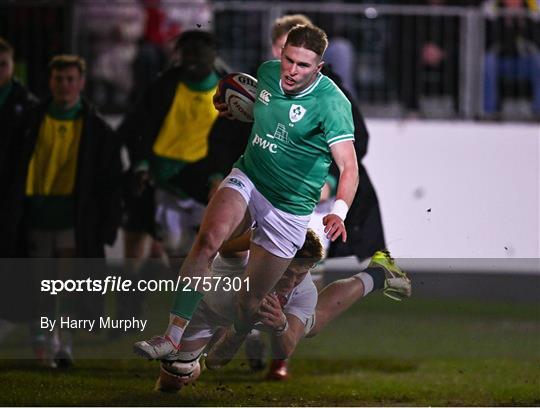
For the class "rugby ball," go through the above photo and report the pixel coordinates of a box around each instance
[155,360,201,393]
[218,73,257,122]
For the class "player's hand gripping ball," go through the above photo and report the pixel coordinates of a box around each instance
[217,73,257,122]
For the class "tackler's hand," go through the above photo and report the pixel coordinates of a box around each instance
[322,213,347,243]
[258,293,287,332]
[213,89,234,120]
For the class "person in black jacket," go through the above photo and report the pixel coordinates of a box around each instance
[0,37,38,257]
[0,37,38,351]
[119,31,251,267]
[13,55,122,257]
[117,31,251,326]
[5,55,122,367]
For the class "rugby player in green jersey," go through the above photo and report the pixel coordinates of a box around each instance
[134,24,359,363]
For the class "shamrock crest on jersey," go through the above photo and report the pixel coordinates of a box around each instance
[289,104,306,123]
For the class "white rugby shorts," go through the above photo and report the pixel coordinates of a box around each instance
[219,168,310,259]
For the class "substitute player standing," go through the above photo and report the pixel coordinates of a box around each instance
[134,24,359,362]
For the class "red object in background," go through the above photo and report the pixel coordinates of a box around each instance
[143,1,181,46]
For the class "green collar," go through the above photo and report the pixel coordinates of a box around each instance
[48,99,83,120]
[0,80,13,110]
[184,72,219,92]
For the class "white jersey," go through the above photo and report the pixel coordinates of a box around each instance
[204,254,318,326]
[182,254,318,341]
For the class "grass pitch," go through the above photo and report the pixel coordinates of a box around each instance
[0,294,539,406]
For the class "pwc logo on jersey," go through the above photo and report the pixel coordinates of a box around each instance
[289,104,306,123]
[258,89,272,105]
[252,134,277,153]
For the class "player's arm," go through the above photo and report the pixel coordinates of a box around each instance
[323,141,359,242]
[258,294,305,358]
[269,314,306,359]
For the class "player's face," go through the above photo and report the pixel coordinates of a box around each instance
[0,51,14,87]
[271,34,287,59]
[49,66,85,108]
[280,44,323,94]
[274,261,311,296]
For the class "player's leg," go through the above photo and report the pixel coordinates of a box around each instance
[49,230,77,369]
[308,277,365,337]
[205,175,310,368]
[119,230,150,324]
[238,244,293,325]
[205,245,293,368]
[119,181,161,328]
[156,302,217,393]
[307,250,411,337]
[27,230,56,367]
[169,186,251,322]
[134,186,251,359]
[245,329,267,371]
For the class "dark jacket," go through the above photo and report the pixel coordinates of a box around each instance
[486,12,540,57]
[0,79,38,177]
[0,79,38,257]
[324,68,386,260]
[119,67,184,167]
[4,97,122,258]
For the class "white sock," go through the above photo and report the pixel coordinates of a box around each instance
[165,314,185,347]
[353,272,374,296]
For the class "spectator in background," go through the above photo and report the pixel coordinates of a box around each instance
[131,0,213,102]
[77,0,212,111]
[483,0,540,117]
[0,37,37,257]
[119,31,222,277]
[118,28,251,325]
[78,0,146,110]
[6,55,122,368]
[397,0,462,116]
[320,17,358,100]
[0,37,38,346]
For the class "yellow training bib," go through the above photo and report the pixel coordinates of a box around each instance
[26,115,83,196]
[152,83,218,162]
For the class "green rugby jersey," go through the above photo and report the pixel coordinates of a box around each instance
[235,60,354,215]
